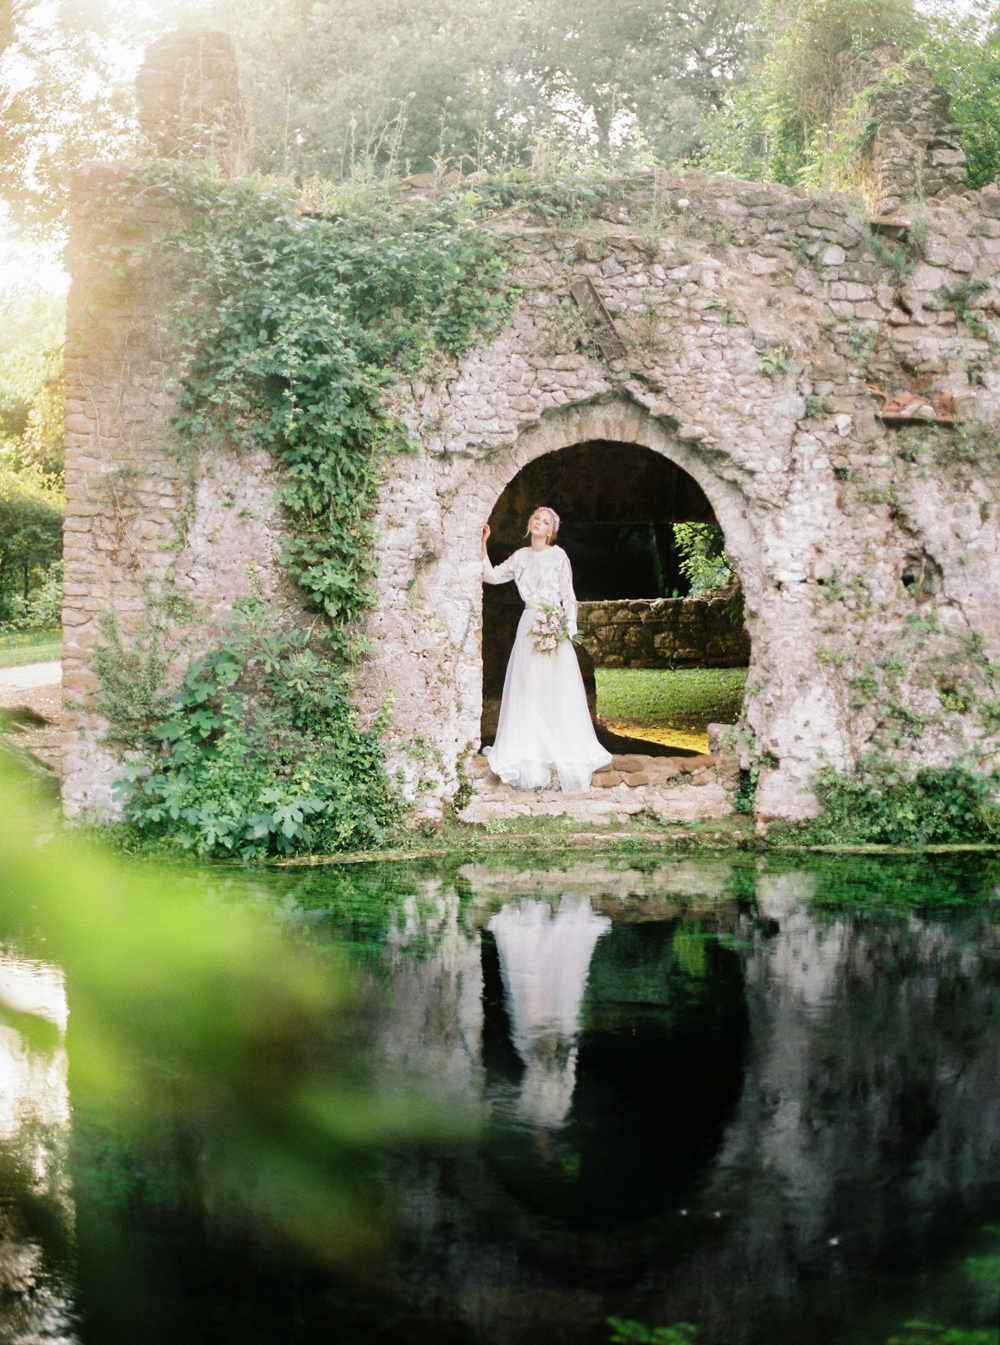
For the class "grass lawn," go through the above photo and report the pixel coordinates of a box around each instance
[596,667,746,741]
[0,628,62,669]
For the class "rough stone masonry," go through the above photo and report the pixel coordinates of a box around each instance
[61,34,1000,825]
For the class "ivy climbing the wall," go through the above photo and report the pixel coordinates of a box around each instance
[91,170,520,858]
[159,172,518,644]
[112,598,400,858]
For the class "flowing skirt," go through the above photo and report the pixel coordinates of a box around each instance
[484,607,612,794]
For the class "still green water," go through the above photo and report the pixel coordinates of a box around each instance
[2,852,1000,1345]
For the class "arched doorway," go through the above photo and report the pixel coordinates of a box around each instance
[481,440,749,755]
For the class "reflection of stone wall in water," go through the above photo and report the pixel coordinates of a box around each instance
[375,884,485,1113]
[370,863,1000,1344]
[62,39,1000,823]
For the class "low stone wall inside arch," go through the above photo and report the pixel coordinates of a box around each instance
[576,599,751,670]
[62,129,1000,824]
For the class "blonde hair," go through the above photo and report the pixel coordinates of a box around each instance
[525,506,560,542]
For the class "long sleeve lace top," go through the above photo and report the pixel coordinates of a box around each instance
[482,544,578,636]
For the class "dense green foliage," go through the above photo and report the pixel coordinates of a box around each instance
[0,291,66,631]
[91,168,519,857]
[699,0,1000,190]
[0,466,63,625]
[807,755,1000,846]
[1,0,998,238]
[672,523,735,597]
[112,599,400,858]
[198,0,758,180]
[195,0,992,194]
[0,290,65,475]
[699,0,915,185]
[155,170,516,642]
[924,1,1000,191]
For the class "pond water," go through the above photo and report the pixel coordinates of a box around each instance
[2,852,1000,1345]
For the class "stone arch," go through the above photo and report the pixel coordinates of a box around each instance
[465,400,760,616]
[432,396,761,759]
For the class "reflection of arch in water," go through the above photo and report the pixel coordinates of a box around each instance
[479,905,751,1226]
[487,895,611,1129]
[481,438,732,744]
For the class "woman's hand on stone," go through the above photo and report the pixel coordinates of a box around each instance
[481,523,490,557]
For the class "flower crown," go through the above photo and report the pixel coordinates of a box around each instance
[532,506,560,534]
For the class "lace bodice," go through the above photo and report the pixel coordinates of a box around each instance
[482,544,578,635]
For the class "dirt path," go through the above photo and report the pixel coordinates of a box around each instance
[0,662,63,777]
[0,661,61,696]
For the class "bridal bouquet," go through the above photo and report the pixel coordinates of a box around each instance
[530,603,572,653]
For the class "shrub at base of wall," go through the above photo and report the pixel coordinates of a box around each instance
[103,600,400,859]
[795,756,1000,847]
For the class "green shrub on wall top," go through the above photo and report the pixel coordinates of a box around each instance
[90,168,520,856]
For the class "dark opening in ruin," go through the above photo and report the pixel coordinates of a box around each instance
[481,441,750,755]
[901,552,943,602]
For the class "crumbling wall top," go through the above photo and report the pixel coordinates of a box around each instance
[135,28,245,175]
[866,60,967,218]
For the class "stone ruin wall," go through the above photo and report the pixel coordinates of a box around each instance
[576,598,751,670]
[61,41,1000,824]
[864,61,969,219]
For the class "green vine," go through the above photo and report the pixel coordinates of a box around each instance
[87,166,522,856]
[149,170,519,645]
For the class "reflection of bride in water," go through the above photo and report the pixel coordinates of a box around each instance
[487,895,610,1128]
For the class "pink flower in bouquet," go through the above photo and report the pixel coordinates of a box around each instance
[530,602,571,654]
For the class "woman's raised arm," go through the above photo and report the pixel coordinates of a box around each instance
[481,526,518,585]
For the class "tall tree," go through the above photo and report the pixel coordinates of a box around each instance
[0,0,137,235]
[198,0,762,177]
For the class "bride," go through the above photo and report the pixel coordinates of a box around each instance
[481,507,612,793]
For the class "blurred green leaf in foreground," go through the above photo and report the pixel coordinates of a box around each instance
[0,757,437,1269]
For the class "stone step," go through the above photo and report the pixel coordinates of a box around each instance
[460,753,740,824]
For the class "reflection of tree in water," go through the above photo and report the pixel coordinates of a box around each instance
[0,957,76,1345]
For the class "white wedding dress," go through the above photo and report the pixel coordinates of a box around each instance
[482,544,612,793]
[487,895,612,1128]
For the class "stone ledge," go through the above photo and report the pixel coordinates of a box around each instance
[459,753,738,823]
